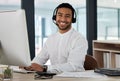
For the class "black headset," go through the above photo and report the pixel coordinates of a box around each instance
[52,3,76,23]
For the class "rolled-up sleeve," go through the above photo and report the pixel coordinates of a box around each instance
[32,43,49,65]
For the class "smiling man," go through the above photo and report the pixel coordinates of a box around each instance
[24,3,88,74]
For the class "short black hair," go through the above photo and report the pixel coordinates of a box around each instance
[56,3,75,19]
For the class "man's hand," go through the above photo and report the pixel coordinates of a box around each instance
[20,63,44,72]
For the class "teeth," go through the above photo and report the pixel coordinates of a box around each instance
[60,22,66,25]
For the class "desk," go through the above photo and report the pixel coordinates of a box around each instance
[12,72,120,81]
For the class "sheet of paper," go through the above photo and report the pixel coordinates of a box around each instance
[56,70,108,78]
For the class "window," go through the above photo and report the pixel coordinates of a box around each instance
[97,8,118,40]
[0,0,21,10]
[97,0,120,40]
[77,8,86,38]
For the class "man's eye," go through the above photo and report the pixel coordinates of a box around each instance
[65,15,71,18]
[66,16,70,18]
[58,15,62,17]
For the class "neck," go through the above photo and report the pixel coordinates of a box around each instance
[59,26,72,34]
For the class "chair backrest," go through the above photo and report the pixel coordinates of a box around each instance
[84,54,98,70]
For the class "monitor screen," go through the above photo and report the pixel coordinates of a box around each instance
[0,9,31,66]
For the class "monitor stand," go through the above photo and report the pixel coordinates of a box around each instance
[0,41,2,57]
[0,41,4,62]
[0,41,1,49]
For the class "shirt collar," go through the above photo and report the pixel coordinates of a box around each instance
[58,28,74,36]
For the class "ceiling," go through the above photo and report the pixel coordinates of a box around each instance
[35,0,86,9]
[35,0,120,9]
[0,0,120,9]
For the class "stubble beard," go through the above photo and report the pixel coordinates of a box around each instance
[56,23,71,31]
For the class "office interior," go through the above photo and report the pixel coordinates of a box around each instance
[0,0,120,60]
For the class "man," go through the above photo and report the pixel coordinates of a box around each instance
[25,3,88,73]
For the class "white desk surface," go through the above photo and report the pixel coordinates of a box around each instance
[12,71,120,81]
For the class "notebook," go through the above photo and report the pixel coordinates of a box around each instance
[94,68,120,76]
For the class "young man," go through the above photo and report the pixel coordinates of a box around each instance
[25,3,88,73]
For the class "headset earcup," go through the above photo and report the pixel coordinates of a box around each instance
[72,18,76,23]
[52,15,56,20]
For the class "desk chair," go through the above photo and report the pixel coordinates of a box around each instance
[84,55,98,70]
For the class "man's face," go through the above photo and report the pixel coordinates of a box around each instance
[56,8,73,33]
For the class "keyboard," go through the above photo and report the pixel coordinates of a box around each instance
[13,68,35,73]
[94,68,120,76]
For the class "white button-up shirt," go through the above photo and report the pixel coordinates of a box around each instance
[32,28,88,73]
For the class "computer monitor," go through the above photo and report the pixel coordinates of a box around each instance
[0,9,31,66]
